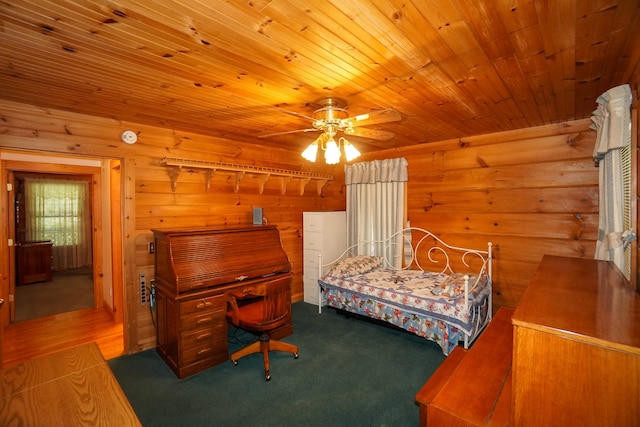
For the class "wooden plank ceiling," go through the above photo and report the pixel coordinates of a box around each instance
[1,0,639,155]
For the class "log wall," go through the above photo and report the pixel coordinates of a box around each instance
[1,98,637,352]
[0,100,345,353]
[360,120,599,309]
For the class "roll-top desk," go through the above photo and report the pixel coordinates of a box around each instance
[152,225,292,378]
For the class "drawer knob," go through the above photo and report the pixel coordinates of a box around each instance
[236,275,248,281]
[196,317,212,325]
[196,301,212,309]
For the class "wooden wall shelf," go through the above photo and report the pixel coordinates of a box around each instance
[161,157,334,195]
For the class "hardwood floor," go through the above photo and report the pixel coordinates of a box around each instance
[2,307,124,367]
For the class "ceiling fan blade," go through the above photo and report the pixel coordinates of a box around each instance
[347,128,396,141]
[349,109,402,126]
[278,109,315,121]
[258,128,319,138]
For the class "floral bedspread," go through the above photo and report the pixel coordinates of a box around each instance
[319,267,491,355]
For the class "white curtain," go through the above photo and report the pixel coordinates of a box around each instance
[24,178,93,271]
[345,158,408,267]
[590,84,633,273]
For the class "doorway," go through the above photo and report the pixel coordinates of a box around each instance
[13,172,96,322]
[1,152,126,363]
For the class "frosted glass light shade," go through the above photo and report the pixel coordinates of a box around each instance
[324,138,340,164]
[301,142,318,162]
[301,133,361,164]
[343,140,361,162]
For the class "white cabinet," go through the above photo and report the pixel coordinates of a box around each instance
[303,211,347,306]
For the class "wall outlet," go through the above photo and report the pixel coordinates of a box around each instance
[139,273,147,304]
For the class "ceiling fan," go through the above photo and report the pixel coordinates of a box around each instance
[259,98,402,164]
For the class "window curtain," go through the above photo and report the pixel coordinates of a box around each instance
[345,157,408,268]
[24,178,93,271]
[590,83,633,274]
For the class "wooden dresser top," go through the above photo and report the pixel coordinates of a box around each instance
[0,342,141,426]
[512,255,640,354]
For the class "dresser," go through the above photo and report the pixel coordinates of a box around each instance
[0,342,141,426]
[152,225,293,378]
[303,211,346,307]
[416,255,640,427]
[16,240,53,285]
[511,255,640,426]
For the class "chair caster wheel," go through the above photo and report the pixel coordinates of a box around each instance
[232,359,238,366]
[265,371,271,381]
[294,352,299,359]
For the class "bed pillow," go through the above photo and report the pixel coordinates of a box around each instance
[324,256,382,278]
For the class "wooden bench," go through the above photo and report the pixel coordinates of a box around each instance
[0,342,141,426]
[416,307,514,426]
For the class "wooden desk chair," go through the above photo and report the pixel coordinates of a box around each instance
[226,280,299,381]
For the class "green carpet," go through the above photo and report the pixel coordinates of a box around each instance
[108,302,446,427]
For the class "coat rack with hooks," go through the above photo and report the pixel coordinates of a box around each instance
[161,157,334,195]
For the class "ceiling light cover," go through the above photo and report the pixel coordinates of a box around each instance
[324,138,341,164]
[301,142,318,162]
[343,138,361,162]
[301,133,362,164]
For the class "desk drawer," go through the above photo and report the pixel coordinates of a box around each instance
[231,282,266,297]
[181,341,226,366]
[181,324,225,348]
[180,310,225,332]
[180,294,225,316]
[180,325,226,365]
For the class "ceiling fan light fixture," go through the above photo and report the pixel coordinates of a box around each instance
[301,141,318,162]
[324,137,341,164]
[265,98,401,161]
[343,138,361,162]
[302,133,361,164]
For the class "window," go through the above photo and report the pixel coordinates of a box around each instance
[345,158,408,267]
[25,178,92,270]
[591,84,636,282]
[621,140,634,281]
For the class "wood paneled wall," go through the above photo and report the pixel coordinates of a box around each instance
[0,100,345,353]
[360,119,599,309]
[0,98,634,352]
